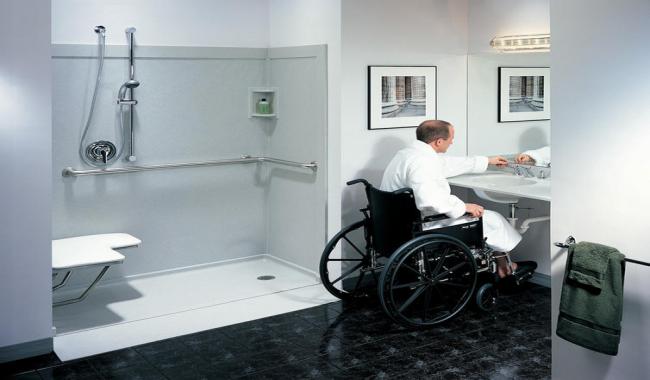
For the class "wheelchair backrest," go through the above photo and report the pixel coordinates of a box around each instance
[365,184,421,257]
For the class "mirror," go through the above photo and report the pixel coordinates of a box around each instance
[467,52,550,167]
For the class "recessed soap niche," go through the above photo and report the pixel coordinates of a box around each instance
[249,87,279,118]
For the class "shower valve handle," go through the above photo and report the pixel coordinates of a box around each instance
[100,149,109,164]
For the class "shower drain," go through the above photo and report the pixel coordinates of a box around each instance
[257,275,276,281]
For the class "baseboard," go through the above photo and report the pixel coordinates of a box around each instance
[529,272,551,288]
[0,338,53,364]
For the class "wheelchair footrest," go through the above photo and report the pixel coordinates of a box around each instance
[513,261,537,284]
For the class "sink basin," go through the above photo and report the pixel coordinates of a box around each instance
[471,174,536,187]
[470,174,537,203]
[473,189,520,204]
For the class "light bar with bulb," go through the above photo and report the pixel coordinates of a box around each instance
[490,34,550,52]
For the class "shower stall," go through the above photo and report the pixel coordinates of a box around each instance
[51,27,330,360]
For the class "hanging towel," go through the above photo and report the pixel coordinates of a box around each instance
[556,241,626,355]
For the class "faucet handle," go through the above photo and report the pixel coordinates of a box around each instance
[100,149,109,164]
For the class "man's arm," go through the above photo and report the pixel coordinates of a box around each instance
[440,155,489,178]
[408,156,466,218]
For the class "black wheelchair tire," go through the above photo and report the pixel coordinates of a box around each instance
[379,234,477,327]
[319,219,378,300]
[475,282,498,312]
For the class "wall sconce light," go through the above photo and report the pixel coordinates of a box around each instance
[490,34,550,52]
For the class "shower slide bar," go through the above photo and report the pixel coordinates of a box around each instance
[555,236,650,267]
[62,155,318,177]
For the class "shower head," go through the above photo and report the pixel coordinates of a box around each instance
[117,79,140,100]
[124,79,140,88]
[94,25,106,35]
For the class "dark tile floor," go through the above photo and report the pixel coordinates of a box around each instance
[2,284,550,379]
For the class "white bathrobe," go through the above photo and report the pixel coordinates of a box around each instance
[380,140,521,252]
[522,146,551,167]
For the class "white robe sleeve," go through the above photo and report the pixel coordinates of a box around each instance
[522,146,551,167]
[407,156,466,219]
[439,155,489,178]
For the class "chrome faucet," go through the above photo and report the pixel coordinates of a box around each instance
[513,164,535,178]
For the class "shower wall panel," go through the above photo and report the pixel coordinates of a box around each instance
[52,47,269,285]
[265,46,328,273]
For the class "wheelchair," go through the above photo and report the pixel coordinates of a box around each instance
[319,179,537,327]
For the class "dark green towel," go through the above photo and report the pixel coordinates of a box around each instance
[556,241,625,356]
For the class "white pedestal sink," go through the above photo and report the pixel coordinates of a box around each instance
[471,174,536,204]
[471,174,536,187]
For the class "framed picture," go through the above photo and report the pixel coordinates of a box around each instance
[498,67,550,122]
[368,66,437,130]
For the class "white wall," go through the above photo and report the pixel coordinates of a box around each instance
[0,0,53,361]
[269,0,342,240]
[51,48,269,286]
[341,0,469,222]
[551,0,650,378]
[266,46,328,272]
[52,0,270,47]
[468,0,550,54]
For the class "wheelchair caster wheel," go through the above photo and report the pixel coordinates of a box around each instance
[476,283,498,312]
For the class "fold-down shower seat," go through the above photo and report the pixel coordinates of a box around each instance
[52,233,140,307]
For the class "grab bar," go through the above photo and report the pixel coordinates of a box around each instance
[62,155,318,177]
[555,236,650,267]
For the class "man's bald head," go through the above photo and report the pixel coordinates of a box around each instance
[416,120,452,144]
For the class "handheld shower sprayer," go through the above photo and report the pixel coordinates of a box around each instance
[117,79,140,102]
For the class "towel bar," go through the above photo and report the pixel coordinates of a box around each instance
[555,235,650,267]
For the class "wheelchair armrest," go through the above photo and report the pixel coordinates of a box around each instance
[422,212,480,223]
[421,214,451,223]
[346,179,370,187]
[392,187,414,196]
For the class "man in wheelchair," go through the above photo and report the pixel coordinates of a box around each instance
[319,119,537,327]
[381,119,525,278]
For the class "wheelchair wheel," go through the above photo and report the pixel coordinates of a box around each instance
[379,235,477,327]
[476,283,498,312]
[319,219,383,300]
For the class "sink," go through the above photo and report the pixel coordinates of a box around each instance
[473,189,520,204]
[471,174,536,187]
[470,174,537,204]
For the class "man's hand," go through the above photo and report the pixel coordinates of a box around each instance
[465,203,484,217]
[516,154,535,164]
[488,156,509,167]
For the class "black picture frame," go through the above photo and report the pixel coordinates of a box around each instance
[368,65,437,130]
[498,67,550,122]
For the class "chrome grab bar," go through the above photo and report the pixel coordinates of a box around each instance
[62,155,318,177]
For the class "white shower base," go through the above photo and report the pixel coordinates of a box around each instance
[53,255,337,361]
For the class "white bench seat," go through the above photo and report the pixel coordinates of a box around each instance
[53,233,141,271]
[52,233,140,307]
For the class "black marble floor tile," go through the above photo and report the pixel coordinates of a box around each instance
[244,356,341,380]
[37,360,99,380]
[6,371,42,380]
[294,302,342,326]
[86,348,149,375]
[3,284,551,380]
[98,362,167,380]
[0,352,62,376]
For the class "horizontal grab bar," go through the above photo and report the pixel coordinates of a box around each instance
[62,155,318,177]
